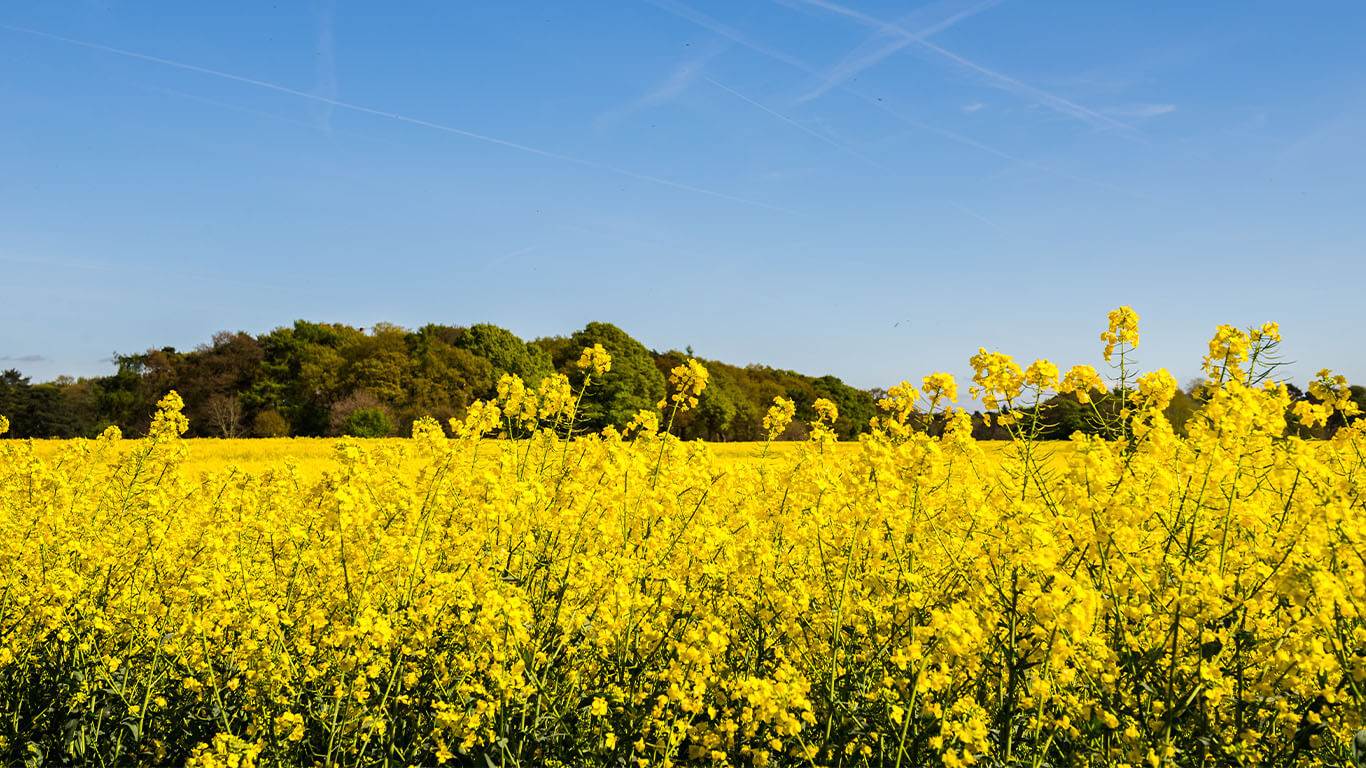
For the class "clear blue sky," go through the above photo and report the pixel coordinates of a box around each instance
[2,1,1363,392]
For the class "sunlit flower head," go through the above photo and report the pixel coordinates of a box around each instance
[1023,359,1060,390]
[1058,364,1108,404]
[920,372,958,406]
[812,397,838,425]
[1100,306,1140,362]
[536,373,575,422]
[624,409,660,438]
[576,344,612,377]
[969,348,1024,411]
[1202,324,1250,379]
[763,396,796,441]
[1136,368,1178,410]
[661,358,709,412]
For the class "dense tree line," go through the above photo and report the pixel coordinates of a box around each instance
[1,321,1360,440]
[0,321,876,440]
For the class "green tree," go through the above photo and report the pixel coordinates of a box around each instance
[570,322,665,430]
[455,323,553,389]
[251,410,290,437]
[0,370,82,438]
[341,408,394,438]
[243,321,361,436]
[401,327,496,427]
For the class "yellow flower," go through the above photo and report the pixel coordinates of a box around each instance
[495,374,538,428]
[812,397,838,425]
[1136,368,1178,410]
[1058,364,1107,403]
[273,711,306,742]
[763,397,796,440]
[1100,305,1140,361]
[920,372,958,405]
[576,344,612,377]
[661,358,709,412]
[1023,359,1060,390]
[449,399,502,438]
[969,348,1024,411]
[625,409,660,437]
[1202,324,1250,379]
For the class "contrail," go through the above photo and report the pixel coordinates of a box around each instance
[705,77,877,166]
[648,0,1157,200]
[782,0,1132,132]
[798,0,1004,103]
[0,23,791,213]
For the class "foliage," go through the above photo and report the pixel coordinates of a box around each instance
[6,322,889,441]
[567,321,666,430]
[340,407,394,438]
[250,409,289,438]
[453,323,553,388]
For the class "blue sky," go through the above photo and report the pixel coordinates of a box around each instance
[2,1,1363,392]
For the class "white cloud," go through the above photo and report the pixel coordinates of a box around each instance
[962,101,985,112]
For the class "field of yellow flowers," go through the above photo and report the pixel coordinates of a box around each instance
[1,311,1364,768]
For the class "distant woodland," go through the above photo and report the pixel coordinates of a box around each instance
[1,320,1361,440]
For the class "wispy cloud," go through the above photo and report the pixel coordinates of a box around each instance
[646,0,815,73]
[962,101,985,112]
[1106,103,1176,118]
[480,245,538,273]
[780,0,1133,132]
[948,201,1006,234]
[597,47,723,130]
[705,77,877,165]
[797,0,1004,103]
[0,355,45,363]
[647,0,1154,199]
[0,23,789,212]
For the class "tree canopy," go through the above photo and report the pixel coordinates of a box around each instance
[0,321,885,440]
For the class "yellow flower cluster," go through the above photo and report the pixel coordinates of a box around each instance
[1101,305,1141,361]
[1293,368,1360,428]
[661,358,710,413]
[1204,324,1252,381]
[1135,367,1179,410]
[0,313,1364,768]
[577,343,612,377]
[761,396,795,441]
[1023,358,1060,390]
[968,348,1024,411]
[920,372,957,406]
[1058,363,1107,403]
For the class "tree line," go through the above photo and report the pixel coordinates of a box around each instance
[1,320,1360,440]
[0,321,878,440]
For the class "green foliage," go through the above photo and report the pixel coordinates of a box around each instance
[570,322,666,430]
[340,408,394,438]
[455,323,553,388]
[0,370,84,438]
[251,410,290,438]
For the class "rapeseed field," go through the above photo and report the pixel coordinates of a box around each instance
[1,311,1363,767]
